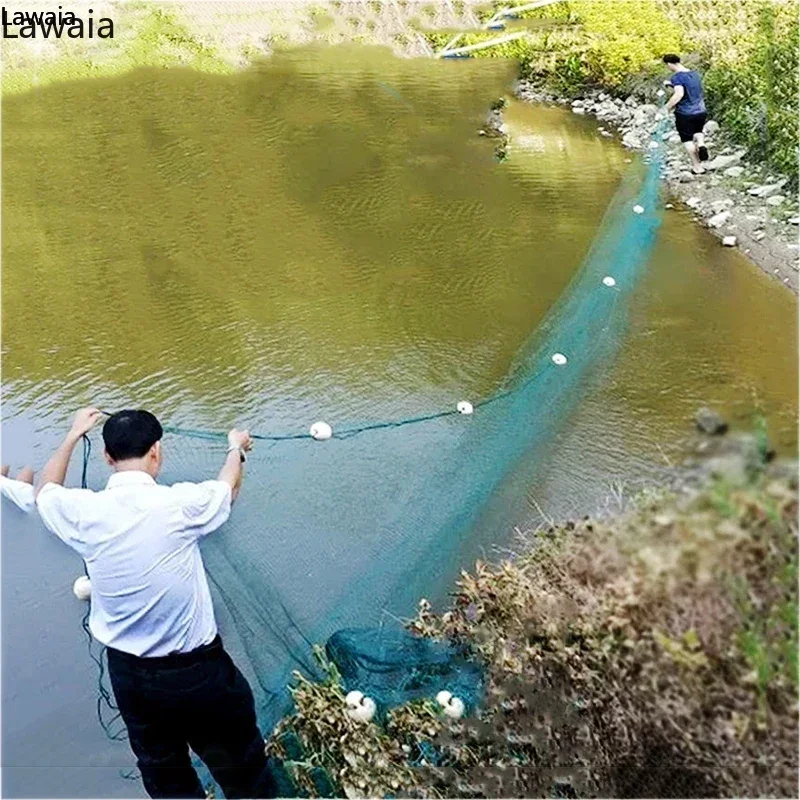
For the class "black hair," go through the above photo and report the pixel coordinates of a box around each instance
[103,410,163,461]
[662,54,681,64]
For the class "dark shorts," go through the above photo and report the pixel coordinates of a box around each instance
[674,111,707,142]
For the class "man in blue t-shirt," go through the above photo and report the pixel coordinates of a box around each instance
[663,54,709,174]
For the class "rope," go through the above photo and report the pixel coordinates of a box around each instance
[79,435,130,746]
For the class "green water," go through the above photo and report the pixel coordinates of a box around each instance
[2,45,797,799]
[2,46,630,431]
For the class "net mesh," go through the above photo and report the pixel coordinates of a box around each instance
[80,120,666,770]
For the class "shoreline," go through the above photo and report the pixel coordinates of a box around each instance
[513,80,799,294]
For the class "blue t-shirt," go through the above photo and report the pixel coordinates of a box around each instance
[670,70,706,116]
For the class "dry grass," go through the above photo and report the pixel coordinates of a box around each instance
[268,464,798,798]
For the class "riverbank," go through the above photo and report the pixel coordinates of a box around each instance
[514,80,799,293]
[266,422,798,798]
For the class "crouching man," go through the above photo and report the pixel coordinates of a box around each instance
[35,408,276,799]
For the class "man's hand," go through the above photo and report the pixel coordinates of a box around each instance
[227,429,253,453]
[69,408,102,440]
[35,408,100,498]
[220,429,253,503]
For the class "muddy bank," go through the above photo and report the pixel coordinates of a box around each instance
[515,80,799,294]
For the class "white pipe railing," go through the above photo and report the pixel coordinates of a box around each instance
[435,0,563,58]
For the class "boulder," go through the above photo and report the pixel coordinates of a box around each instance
[695,407,728,435]
[707,210,731,228]
[622,131,640,148]
[723,165,745,178]
[703,119,720,135]
[685,196,702,209]
[748,179,787,198]
[765,194,786,206]
[709,198,734,213]
[722,235,737,247]
[705,149,746,171]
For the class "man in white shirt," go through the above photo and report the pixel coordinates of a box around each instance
[1,464,36,513]
[35,407,276,799]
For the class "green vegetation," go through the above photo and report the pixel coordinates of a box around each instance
[673,0,799,181]
[427,0,798,182]
[269,458,798,797]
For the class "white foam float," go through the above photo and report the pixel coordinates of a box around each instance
[345,690,376,723]
[457,401,474,415]
[633,204,645,214]
[436,690,465,719]
[73,575,92,601]
[551,353,567,366]
[602,276,616,287]
[309,421,332,441]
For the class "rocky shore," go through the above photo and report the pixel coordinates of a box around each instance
[514,80,799,293]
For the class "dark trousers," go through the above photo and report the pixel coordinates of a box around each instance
[107,635,277,799]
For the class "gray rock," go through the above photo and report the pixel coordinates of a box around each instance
[695,407,728,435]
[706,149,746,171]
[765,194,786,206]
[789,216,800,225]
[572,106,586,115]
[703,119,720,135]
[686,196,702,209]
[707,210,731,228]
[748,179,787,198]
[710,198,734,213]
[723,165,745,178]
[622,131,640,148]
[722,235,737,247]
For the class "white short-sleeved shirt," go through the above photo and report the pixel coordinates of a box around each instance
[36,471,232,657]
[0,475,36,513]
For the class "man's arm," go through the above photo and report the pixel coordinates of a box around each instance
[217,428,253,504]
[35,408,102,499]
[665,83,684,113]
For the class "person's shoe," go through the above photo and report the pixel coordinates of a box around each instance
[697,145,709,161]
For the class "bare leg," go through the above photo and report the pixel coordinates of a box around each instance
[694,131,709,162]
[684,140,703,173]
[16,466,34,485]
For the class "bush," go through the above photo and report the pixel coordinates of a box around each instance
[409,470,798,797]
[425,0,798,182]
